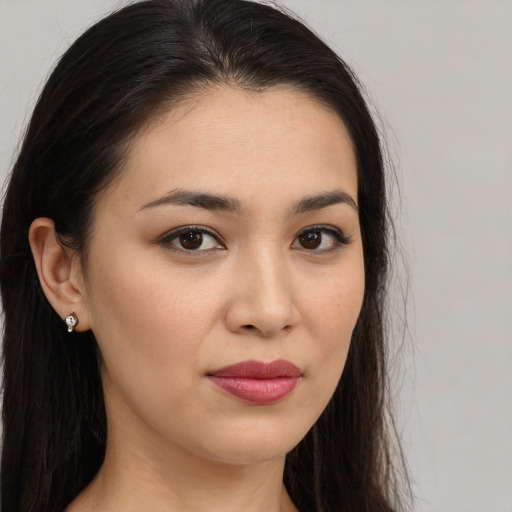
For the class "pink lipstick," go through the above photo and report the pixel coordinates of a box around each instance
[207,359,301,405]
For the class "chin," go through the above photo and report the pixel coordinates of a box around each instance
[204,442,294,466]
[193,420,308,466]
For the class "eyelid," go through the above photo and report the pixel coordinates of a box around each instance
[156,223,351,254]
[157,225,225,251]
[292,224,352,250]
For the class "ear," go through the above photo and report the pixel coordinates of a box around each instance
[28,218,91,332]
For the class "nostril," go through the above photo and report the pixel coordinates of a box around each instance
[243,325,255,330]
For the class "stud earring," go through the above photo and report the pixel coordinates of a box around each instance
[65,312,78,333]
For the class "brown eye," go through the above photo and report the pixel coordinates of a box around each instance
[161,226,223,253]
[179,231,203,250]
[292,226,349,252]
[298,230,322,249]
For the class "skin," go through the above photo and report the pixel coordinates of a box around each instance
[29,85,365,512]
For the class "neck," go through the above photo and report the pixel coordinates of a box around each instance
[66,417,298,512]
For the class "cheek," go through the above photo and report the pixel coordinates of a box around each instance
[306,260,365,344]
[85,254,220,398]
[301,255,365,395]
[85,258,231,455]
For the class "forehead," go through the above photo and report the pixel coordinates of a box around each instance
[98,85,358,214]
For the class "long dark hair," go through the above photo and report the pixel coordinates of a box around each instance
[1,1,411,510]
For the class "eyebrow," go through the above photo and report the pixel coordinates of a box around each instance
[292,190,358,215]
[140,189,243,214]
[140,188,358,215]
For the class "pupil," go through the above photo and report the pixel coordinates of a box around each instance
[179,231,203,250]
[300,231,321,249]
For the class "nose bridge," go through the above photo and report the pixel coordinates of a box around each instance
[228,242,299,336]
[250,245,289,303]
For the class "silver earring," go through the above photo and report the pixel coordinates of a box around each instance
[65,312,78,332]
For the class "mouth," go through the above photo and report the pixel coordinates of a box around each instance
[207,359,302,405]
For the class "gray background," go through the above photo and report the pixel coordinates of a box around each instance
[1,1,511,511]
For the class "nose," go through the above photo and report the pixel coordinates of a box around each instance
[224,249,300,338]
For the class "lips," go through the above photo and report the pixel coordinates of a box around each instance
[207,359,301,405]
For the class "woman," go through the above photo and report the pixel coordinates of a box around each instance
[0,0,411,510]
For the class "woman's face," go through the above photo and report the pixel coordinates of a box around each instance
[82,85,364,465]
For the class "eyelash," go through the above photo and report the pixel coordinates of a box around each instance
[158,224,351,255]
[158,225,224,256]
[292,225,352,254]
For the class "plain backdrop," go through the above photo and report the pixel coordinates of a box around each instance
[1,1,511,511]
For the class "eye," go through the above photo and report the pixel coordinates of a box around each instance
[159,226,224,253]
[291,226,350,252]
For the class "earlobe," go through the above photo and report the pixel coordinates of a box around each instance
[28,218,91,332]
